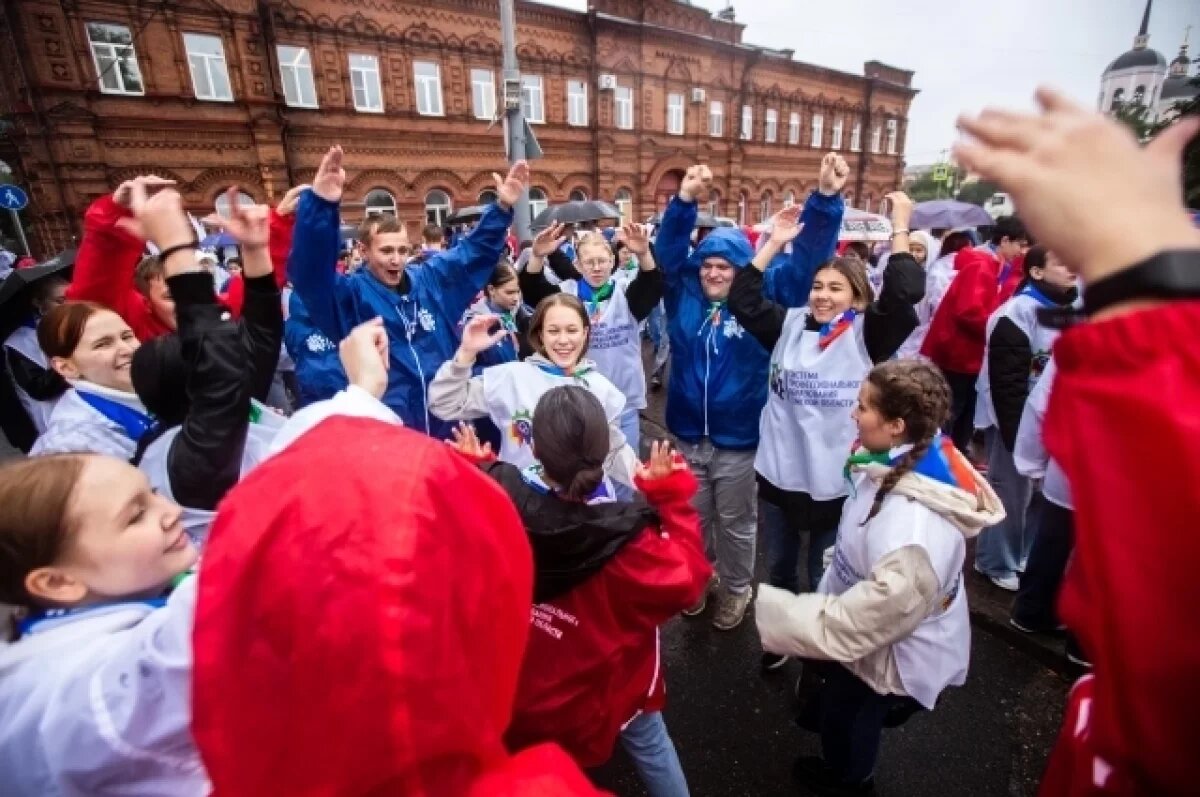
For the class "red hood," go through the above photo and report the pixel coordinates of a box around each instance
[192,417,602,796]
[953,246,995,272]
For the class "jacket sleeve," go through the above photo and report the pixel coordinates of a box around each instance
[863,252,924,363]
[165,272,254,510]
[1013,358,1053,480]
[65,195,151,336]
[987,316,1033,451]
[764,191,844,308]
[268,208,295,290]
[5,348,68,401]
[604,468,714,626]
[0,370,36,452]
[545,247,582,282]
[949,266,1000,342]
[287,190,351,343]
[237,274,284,403]
[755,545,942,661]
[655,196,698,302]
[417,202,515,321]
[623,266,664,321]
[518,264,561,308]
[426,358,491,421]
[604,422,640,490]
[728,264,787,350]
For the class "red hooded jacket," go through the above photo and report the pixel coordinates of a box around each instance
[1038,301,1200,796]
[920,247,1024,374]
[192,417,605,797]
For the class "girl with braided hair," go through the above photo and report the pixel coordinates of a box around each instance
[755,360,1005,796]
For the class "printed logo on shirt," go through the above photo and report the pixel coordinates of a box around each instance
[722,316,744,339]
[305,333,336,353]
[588,320,637,351]
[417,308,436,332]
[509,409,534,447]
[829,543,865,589]
[1030,350,1051,385]
[768,365,860,408]
[531,603,579,640]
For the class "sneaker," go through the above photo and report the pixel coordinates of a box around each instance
[683,574,719,617]
[792,755,876,796]
[974,563,1019,592]
[711,587,752,630]
[762,652,790,672]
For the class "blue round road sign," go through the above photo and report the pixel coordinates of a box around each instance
[0,185,29,211]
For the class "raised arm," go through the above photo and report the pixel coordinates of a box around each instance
[765,153,848,307]
[427,315,507,422]
[518,222,568,308]
[656,165,709,291]
[727,205,802,350]
[287,146,351,343]
[863,192,924,363]
[619,222,664,321]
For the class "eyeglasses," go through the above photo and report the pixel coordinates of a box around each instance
[580,258,611,268]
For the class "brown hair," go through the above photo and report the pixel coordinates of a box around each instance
[532,386,608,502]
[360,214,403,249]
[861,360,952,522]
[488,261,518,289]
[0,455,88,608]
[37,301,107,360]
[422,224,444,244]
[134,255,163,296]
[814,257,875,308]
[528,294,591,359]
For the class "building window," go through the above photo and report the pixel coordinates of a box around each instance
[850,120,862,151]
[478,189,498,204]
[667,92,685,135]
[471,68,495,120]
[214,189,255,219]
[425,189,452,226]
[414,60,443,116]
[810,113,824,148]
[783,189,796,208]
[528,187,549,224]
[615,85,634,130]
[521,75,544,123]
[277,45,317,108]
[788,112,800,145]
[737,191,748,225]
[1111,87,1126,107]
[1133,85,1146,105]
[568,188,588,202]
[765,109,778,143]
[183,33,232,102]
[708,189,722,217]
[349,54,383,113]
[86,22,144,96]
[831,116,844,149]
[740,105,753,140]
[759,192,773,222]
[709,100,724,137]
[567,79,588,127]
[615,188,633,221]
[886,119,898,154]
[365,189,396,217]
[871,124,882,153]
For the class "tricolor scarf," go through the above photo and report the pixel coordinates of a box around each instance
[16,571,194,638]
[818,309,858,350]
[844,433,977,495]
[76,390,156,442]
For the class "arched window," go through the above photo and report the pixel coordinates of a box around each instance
[214,188,254,218]
[528,187,549,224]
[614,188,633,221]
[708,189,722,217]
[783,189,796,208]
[1132,85,1146,105]
[568,188,588,202]
[477,188,498,204]
[737,191,748,225]
[759,191,773,222]
[364,188,396,217]
[424,189,452,226]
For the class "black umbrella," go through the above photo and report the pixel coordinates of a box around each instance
[646,212,734,229]
[0,248,76,308]
[532,200,622,230]
[446,205,489,225]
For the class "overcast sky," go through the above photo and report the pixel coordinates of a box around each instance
[542,0,1199,164]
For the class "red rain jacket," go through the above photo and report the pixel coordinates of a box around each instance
[920,247,1023,374]
[192,417,606,796]
[1038,301,1200,796]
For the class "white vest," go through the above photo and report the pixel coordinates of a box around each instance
[821,471,971,709]
[138,405,287,543]
[974,291,1062,430]
[30,383,147,460]
[755,309,873,500]
[4,326,59,433]
[562,279,647,411]
[482,360,626,472]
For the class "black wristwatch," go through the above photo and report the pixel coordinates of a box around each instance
[1083,249,1200,316]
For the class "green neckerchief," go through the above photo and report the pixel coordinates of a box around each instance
[578,280,615,318]
[843,449,893,497]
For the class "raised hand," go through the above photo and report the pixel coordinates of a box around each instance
[459,314,509,356]
[275,183,311,217]
[113,176,178,240]
[621,222,651,256]
[636,440,687,481]
[207,187,270,250]
[768,205,804,245]
[447,421,494,459]
[339,317,389,399]
[818,153,851,195]
[679,164,714,203]
[494,160,531,209]
[532,222,569,257]
[883,190,914,228]
[312,146,346,203]
[127,182,194,256]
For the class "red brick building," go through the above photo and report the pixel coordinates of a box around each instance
[0,0,915,256]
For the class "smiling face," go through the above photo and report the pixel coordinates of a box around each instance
[576,238,615,289]
[700,257,736,300]
[51,309,140,392]
[808,265,862,325]
[367,231,415,288]
[851,381,907,454]
[537,303,589,369]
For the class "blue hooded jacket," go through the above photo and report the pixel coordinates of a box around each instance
[284,292,347,408]
[657,191,843,450]
[288,190,513,437]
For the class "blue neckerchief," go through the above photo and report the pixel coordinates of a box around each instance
[1018,282,1057,309]
[18,595,169,637]
[76,391,155,442]
[520,464,612,502]
[534,361,593,379]
[576,279,615,319]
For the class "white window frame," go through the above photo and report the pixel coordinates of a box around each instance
[414,60,443,116]
[740,105,753,140]
[471,68,496,120]
[365,188,397,217]
[871,124,883,153]
[810,113,824,148]
[86,22,144,96]
[615,85,634,130]
[567,79,588,127]
[425,189,453,227]
[277,45,318,108]
[349,53,383,113]
[759,193,773,222]
[667,92,685,135]
[568,188,589,202]
[615,188,633,221]
[831,116,843,149]
[765,108,778,143]
[886,119,898,154]
[521,75,544,124]
[528,188,549,223]
[788,111,800,145]
[709,100,724,137]
[850,120,862,152]
[183,33,232,102]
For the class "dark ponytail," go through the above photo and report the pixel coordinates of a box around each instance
[531,385,609,502]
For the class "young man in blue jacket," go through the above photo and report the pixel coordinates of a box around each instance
[288,145,529,437]
[657,155,847,631]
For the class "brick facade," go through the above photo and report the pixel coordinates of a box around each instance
[0,0,915,256]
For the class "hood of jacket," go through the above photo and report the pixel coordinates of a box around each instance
[192,416,597,796]
[686,227,754,273]
[909,231,940,268]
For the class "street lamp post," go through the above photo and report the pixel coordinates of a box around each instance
[499,0,531,242]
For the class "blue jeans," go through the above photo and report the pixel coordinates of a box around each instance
[619,711,690,797]
[975,427,1036,580]
[760,498,838,594]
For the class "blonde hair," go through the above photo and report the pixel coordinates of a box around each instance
[574,231,612,262]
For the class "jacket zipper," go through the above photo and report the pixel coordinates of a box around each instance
[395,297,431,435]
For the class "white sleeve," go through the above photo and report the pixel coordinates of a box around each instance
[267,385,402,457]
[1013,358,1055,480]
[426,359,491,422]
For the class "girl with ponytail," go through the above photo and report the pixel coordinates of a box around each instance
[755,360,1005,795]
[446,386,711,797]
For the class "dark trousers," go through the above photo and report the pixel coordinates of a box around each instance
[940,369,978,454]
[797,662,923,784]
[1012,495,1075,630]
